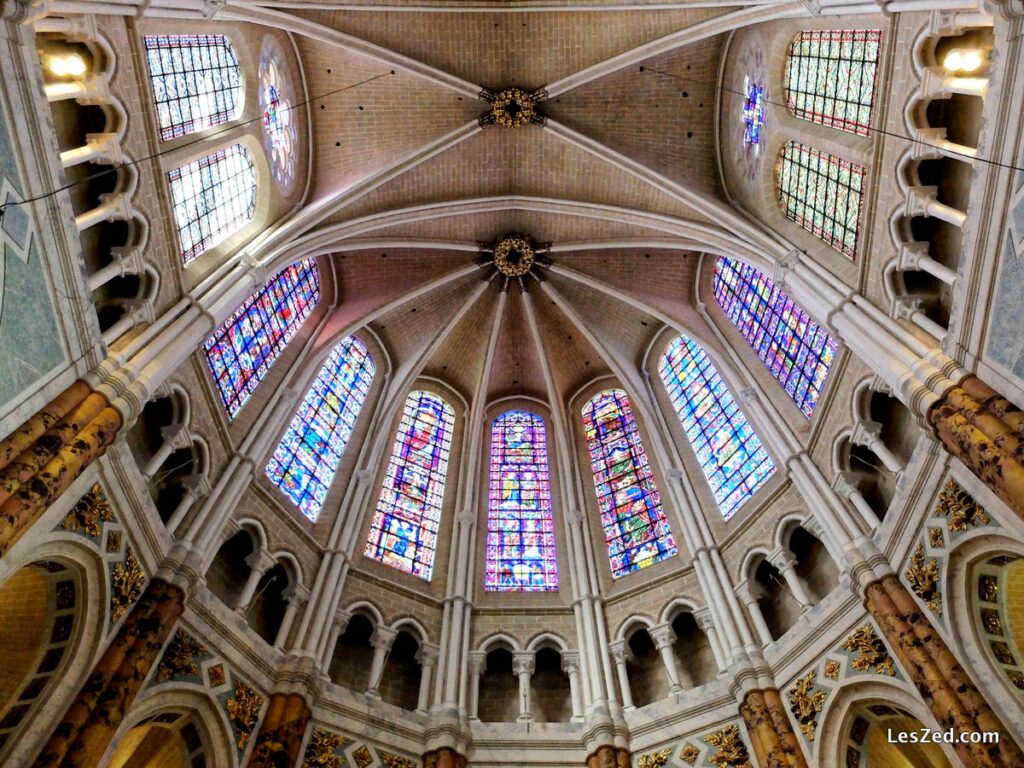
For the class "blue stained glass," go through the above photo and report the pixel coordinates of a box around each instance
[365,391,455,581]
[658,336,775,519]
[714,258,837,417]
[265,336,375,521]
[485,411,559,592]
[203,260,319,418]
[743,79,766,146]
[582,390,677,578]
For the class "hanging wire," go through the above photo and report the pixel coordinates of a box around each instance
[0,70,397,221]
[638,64,1024,174]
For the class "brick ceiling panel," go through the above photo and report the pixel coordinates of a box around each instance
[485,287,548,403]
[530,285,609,401]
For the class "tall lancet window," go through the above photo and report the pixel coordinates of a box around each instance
[582,390,677,578]
[785,29,881,136]
[713,257,837,418]
[485,411,558,592]
[143,34,244,141]
[659,336,775,519]
[266,336,375,521]
[365,391,455,581]
[203,260,319,419]
[777,141,865,258]
[167,144,257,264]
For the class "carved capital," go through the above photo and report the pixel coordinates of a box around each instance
[608,640,632,665]
[649,624,675,650]
[371,626,398,651]
[692,607,714,632]
[469,650,487,675]
[416,643,440,667]
[512,652,536,676]
[767,548,798,573]
[561,651,580,674]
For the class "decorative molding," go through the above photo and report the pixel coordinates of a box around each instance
[840,624,896,677]
[226,680,264,749]
[637,748,672,768]
[60,484,114,538]
[302,728,350,768]
[479,87,547,128]
[110,546,145,623]
[155,629,207,682]
[905,543,942,615]
[934,478,990,532]
[704,724,752,768]
[787,671,826,741]
[679,743,700,765]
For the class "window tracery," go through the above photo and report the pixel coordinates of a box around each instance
[659,336,775,518]
[167,144,257,264]
[143,34,243,141]
[258,37,297,190]
[265,336,375,521]
[203,260,319,419]
[485,410,558,592]
[581,389,677,578]
[713,257,837,417]
[776,141,865,258]
[365,391,455,581]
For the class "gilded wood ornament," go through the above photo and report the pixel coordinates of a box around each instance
[928,527,945,548]
[382,752,417,768]
[61,483,113,537]
[110,546,145,622]
[704,725,752,768]
[823,659,841,680]
[679,743,700,765]
[840,623,896,676]
[481,87,546,127]
[637,747,672,768]
[226,681,264,749]
[156,629,207,682]
[787,671,826,741]
[935,478,989,531]
[302,728,345,768]
[353,745,374,768]
[905,543,942,614]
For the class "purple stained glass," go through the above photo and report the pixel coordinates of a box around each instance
[365,391,454,581]
[582,390,677,579]
[714,257,837,418]
[485,411,559,592]
[743,79,766,146]
[265,336,375,521]
[659,336,775,519]
[203,260,319,419]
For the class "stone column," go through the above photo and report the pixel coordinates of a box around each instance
[141,423,190,478]
[513,652,535,721]
[562,652,584,719]
[586,744,626,768]
[851,421,905,473]
[416,644,439,713]
[235,550,277,614]
[244,691,312,768]
[424,747,467,768]
[608,641,633,710]
[365,626,397,698]
[649,624,684,692]
[736,581,774,646]
[467,652,486,720]
[274,584,310,650]
[33,578,186,767]
[767,550,814,610]
[832,471,881,531]
[692,608,727,673]
[739,687,807,768]
[165,474,211,533]
[319,610,352,669]
[0,382,123,557]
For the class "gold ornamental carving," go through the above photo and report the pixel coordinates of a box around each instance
[62,483,114,537]
[840,624,895,676]
[382,753,417,768]
[935,478,989,531]
[226,681,264,749]
[905,543,942,614]
[787,671,826,741]
[493,235,535,277]
[679,743,700,765]
[704,725,752,768]
[303,728,345,768]
[353,745,374,768]
[156,629,207,682]
[823,659,841,680]
[110,546,145,622]
[482,87,546,127]
[638,747,672,768]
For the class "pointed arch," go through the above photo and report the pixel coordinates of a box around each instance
[266,335,375,521]
[581,389,677,578]
[142,34,244,141]
[713,256,837,417]
[658,335,775,518]
[167,143,257,264]
[364,391,455,581]
[203,259,320,419]
[485,410,558,592]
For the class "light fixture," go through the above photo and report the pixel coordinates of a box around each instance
[943,48,983,74]
[47,53,87,78]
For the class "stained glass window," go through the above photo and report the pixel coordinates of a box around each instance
[204,260,319,419]
[785,29,881,136]
[143,34,243,141]
[265,336,375,521]
[365,391,455,581]
[776,141,865,258]
[659,336,775,519]
[485,411,558,592]
[167,144,257,264]
[714,258,837,418]
[582,390,677,578]
[743,77,766,149]
[259,38,298,190]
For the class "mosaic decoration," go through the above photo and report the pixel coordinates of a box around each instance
[581,389,677,578]
[787,671,826,741]
[142,34,243,141]
[934,478,990,532]
[60,483,114,539]
[110,546,145,623]
[266,335,375,520]
[485,410,559,592]
[365,391,455,580]
[741,77,765,150]
[905,543,942,615]
[777,141,865,259]
[167,143,257,264]
[259,36,298,190]
[714,258,836,417]
[784,29,880,137]
[840,624,895,676]
[659,335,775,518]
[704,725,752,768]
[204,260,320,419]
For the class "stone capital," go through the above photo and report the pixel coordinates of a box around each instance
[802,516,826,540]
[371,626,398,651]
[767,548,798,573]
[417,643,440,667]
[469,650,487,675]
[561,651,580,674]
[512,652,536,676]
[160,422,191,450]
[608,640,632,665]
[692,607,714,632]
[246,548,278,575]
[284,583,311,605]
[649,624,676,650]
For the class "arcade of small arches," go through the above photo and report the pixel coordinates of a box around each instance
[1,3,1023,768]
